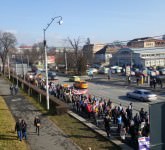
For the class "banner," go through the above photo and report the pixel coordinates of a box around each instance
[138,137,150,150]
[47,56,55,64]
[72,89,88,95]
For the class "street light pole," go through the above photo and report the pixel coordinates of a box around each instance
[64,48,68,74]
[43,16,63,110]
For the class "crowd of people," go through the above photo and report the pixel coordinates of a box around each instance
[15,116,41,141]
[35,80,150,147]
[25,76,150,148]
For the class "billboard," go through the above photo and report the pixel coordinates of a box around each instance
[150,102,165,150]
[47,56,55,64]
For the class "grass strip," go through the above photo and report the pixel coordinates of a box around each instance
[0,96,29,150]
[25,93,120,150]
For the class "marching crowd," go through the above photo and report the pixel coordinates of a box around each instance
[16,76,150,148]
[35,80,150,147]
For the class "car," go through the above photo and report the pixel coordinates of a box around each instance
[73,81,88,89]
[98,67,109,74]
[48,71,56,80]
[86,68,98,75]
[126,89,157,101]
[69,76,80,82]
[158,68,165,75]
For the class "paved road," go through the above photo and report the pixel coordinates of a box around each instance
[57,74,165,114]
[0,77,80,150]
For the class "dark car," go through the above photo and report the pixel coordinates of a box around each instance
[48,71,56,80]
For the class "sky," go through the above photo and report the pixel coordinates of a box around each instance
[0,0,165,47]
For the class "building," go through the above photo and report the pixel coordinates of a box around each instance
[111,47,165,68]
[127,37,165,48]
[17,45,33,53]
[82,44,105,65]
[94,45,121,65]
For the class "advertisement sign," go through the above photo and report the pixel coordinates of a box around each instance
[47,56,55,64]
[138,137,150,150]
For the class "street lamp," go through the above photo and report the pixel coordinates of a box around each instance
[43,16,63,110]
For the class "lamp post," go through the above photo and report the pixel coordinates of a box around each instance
[64,48,68,74]
[43,16,63,110]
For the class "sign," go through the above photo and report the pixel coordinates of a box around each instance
[126,66,131,76]
[72,89,88,95]
[138,137,150,150]
[47,56,55,64]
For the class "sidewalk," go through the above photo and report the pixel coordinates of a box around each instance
[0,77,80,150]
[0,76,133,150]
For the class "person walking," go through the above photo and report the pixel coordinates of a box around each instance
[15,118,23,141]
[10,84,14,95]
[107,69,111,80]
[21,119,27,140]
[104,115,111,138]
[153,78,157,89]
[14,84,19,95]
[34,116,41,136]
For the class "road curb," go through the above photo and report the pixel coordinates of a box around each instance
[67,110,133,150]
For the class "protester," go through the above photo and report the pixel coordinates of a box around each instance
[120,125,126,141]
[34,116,41,136]
[104,115,111,138]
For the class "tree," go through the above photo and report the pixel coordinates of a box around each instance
[67,37,87,75]
[0,32,17,74]
[22,42,45,66]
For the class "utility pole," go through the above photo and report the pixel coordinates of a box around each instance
[64,48,68,74]
[7,56,10,79]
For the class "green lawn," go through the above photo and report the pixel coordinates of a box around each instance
[25,94,120,150]
[0,96,29,150]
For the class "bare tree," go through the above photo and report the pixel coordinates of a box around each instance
[0,32,17,74]
[22,42,45,66]
[67,37,87,75]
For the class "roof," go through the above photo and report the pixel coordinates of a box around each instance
[132,47,165,54]
[95,45,121,54]
[118,47,165,54]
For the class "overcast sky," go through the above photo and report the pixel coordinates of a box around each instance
[0,0,165,47]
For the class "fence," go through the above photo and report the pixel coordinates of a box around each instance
[9,73,69,115]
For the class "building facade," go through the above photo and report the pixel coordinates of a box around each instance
[111,47,165,68]
[82,44,105,65]
[127,38,165,48]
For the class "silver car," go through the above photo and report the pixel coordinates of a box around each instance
[126,89,157,101]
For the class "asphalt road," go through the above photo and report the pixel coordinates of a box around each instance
[56,74,165,114]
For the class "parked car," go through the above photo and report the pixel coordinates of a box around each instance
[158,68,165,75]
[126,89,157,101]
[86,68,98,75]
[48,71,56,80]
[110,66,122,74]
[73,81,88,89]
[69,76,80,82]
[98,67,109,74]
